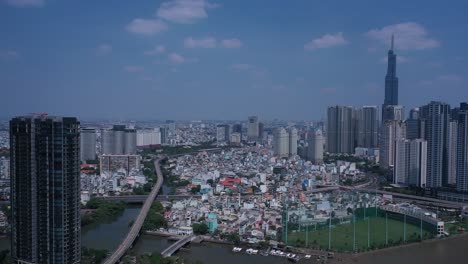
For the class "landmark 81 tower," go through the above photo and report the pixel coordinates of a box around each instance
[382,35,399,122]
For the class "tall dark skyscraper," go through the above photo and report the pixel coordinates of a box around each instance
[420,102,451,188]
[10,115,81,263]
[326,105,356,154]
[382,35,399,121]
[457,103,468,192]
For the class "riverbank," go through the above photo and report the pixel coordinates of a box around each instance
[81,198,127,227]
[353,231,468,258]
[144,227,468,263]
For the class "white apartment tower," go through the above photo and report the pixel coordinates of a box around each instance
[308,129,324,164]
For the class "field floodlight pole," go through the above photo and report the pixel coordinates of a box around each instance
[368,214,370,248]
[420,216,423,240]
[404,214,407,242]
[385,212,388,245]
[353,210,356,252]
[328,212,332,250]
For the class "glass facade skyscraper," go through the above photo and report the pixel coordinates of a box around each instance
[10,115,81,264]
[382,35,399,122]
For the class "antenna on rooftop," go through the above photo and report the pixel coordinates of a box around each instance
[391,34,394,51]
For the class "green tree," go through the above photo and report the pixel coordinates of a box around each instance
[191,185,201,194]
[226,233,241,245]
[192,223,209,235]
[142,202,167,232]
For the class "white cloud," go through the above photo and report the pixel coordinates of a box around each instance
[168,53,186,64]
[5,0,44,7]
[366,22,440,50]
[184,37,216,48]
[126,19,167,36]
[144,45,166,55]
[380,55,410,64]
[221,38,243,48]
[124,65,144,73]
[304,32,347,51]
[0,50,19,59]
[231,63,253,71]
[156,0,217,24]
[96,44,112,56]
[438,74,463,82]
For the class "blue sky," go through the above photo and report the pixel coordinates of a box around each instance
[1,0,467,120]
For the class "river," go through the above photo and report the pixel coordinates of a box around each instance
[1,206,468,264]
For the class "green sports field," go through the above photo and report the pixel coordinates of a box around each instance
[287,216,433,252]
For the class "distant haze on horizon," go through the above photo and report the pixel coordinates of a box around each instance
[1,0,467,120]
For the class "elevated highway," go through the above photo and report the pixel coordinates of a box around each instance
[103,158,164,264]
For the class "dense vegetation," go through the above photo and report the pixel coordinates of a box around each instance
[142,202,167,232]
[222,233,241,245]
[192,223,209,235]
[133,182,154,195]
[143,160,157,183]
[141,141,215,157]
[122,252,204,264]
[0,250,10,264]
[81,247,108,264]
[81,198,127,226]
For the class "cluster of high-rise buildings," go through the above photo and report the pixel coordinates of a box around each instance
[326,105,379,154]
[272,127,298,157]
[5,35,468,264]
[325,35,468,192]
[215,116,265,145]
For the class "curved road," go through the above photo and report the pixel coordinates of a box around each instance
[104,158,164,264]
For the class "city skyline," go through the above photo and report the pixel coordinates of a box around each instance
[1,0,467,120]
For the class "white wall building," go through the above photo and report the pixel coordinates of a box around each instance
[137,129,161,147]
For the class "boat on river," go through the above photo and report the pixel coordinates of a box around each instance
[232,247,242,253]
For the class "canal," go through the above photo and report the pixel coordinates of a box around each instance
[1,206,468,264]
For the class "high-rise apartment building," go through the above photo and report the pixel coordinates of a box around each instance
[288,127,298,156]
[273,127,290,158]
[165,120,176,132]
[456,103,468,192]
[382,35,399,122]
[80,128,96,163]
[259,122,265,140]
[10,115,81,263]
[394,139,427,187]
[247,116,259,141]
[216,125,230,143]
[160,126,169,145]
[383,105,405,121]
[406,107,422,140]
[308,129,324,164]
[408,139,428,187]
[232,124,243,141]
[356,106,379,148]
[327,106,356,154]
[136,129,161,147]
[420,101,451,188]
[380,120,406,169]
[448,121,458,185]
[101,125,137,155]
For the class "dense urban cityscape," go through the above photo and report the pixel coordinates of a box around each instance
[1,0,468,264]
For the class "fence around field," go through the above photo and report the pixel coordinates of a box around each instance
[285,207,436,252]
